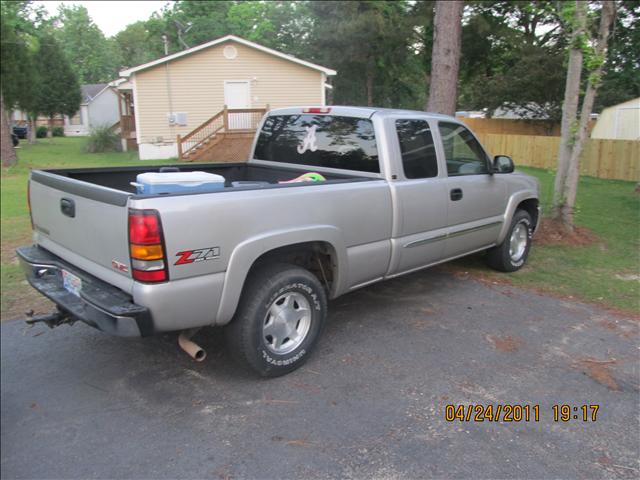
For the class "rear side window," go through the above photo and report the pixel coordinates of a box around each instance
[395,119,438,179]
[438,122,489,176]
[253,114,379,173]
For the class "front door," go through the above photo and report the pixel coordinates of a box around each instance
[224,81,250,129]
[437,121,507,258]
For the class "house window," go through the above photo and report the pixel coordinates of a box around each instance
[69,111,83,125]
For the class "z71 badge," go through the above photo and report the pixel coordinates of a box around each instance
[174,247,220,265]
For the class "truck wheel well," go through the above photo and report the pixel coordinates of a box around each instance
[249,241,337,295]
[517,199,539,232]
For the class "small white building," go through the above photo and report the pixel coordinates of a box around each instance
[591,97,640,140]
[64,84,120,136]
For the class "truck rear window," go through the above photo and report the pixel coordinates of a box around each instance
[253,114,379,173]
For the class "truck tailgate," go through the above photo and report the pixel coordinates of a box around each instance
[29,173,133,290]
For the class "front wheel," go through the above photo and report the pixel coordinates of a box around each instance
[486,210,533,272]
[225,263,327,377]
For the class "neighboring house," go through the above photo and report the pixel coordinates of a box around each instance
[591,97,640,140]
[64,83,120,136]
[10,110,64,128]
[115,34,336,160]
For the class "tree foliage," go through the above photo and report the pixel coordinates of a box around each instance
[594,0,640,110]
[53,5,120,83]
[34,33,81,120]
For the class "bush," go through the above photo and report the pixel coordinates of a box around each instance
[52,126,65,137]
[86,125,121,153]
[36,126,48,138]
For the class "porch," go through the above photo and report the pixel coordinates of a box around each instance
[177,105,268,162]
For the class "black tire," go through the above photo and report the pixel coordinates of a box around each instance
[225,263,327,377]
[11,134,19,147]
[486,209,533,272]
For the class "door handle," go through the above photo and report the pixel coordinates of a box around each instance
[450,188,463,201]
[60,198,75,218]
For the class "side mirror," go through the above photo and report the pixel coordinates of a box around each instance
[493,155,514,174]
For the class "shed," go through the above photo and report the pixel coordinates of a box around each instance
[591,97,640,140]
[116,35,336,160]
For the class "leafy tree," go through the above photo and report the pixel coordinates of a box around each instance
[0,0,44,164]
[307,1,417,107]
[54,5,120,83]
[595,0,640,110]
[459,1,567,120]
[114,21,157,69]
[34,33,82,137]
[553,1,616,229]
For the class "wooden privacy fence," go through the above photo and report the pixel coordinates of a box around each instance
[460,117,561,136]
[476,133,640,182]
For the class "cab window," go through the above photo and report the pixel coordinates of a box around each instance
[438,122,489,176]
[254,114,379,173]
[395,119,438,179]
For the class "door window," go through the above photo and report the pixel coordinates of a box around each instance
[395,120,438,179]
[439,122,489,176]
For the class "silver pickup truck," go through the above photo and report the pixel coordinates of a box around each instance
[18,106,540,376]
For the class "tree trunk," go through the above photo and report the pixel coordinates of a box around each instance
[366,58,375,107]
[0,94,18,167]
[561,0,616,228]
[47,116,53,138]
[552,1,587,220]
[28,116,36,144]
[426,0,464,116]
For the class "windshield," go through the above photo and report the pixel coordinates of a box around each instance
[253,114,379,173]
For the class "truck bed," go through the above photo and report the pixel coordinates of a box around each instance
[40,162,369,195]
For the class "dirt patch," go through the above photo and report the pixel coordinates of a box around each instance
[1,286,53,322]
[575,358,619,391]
[487,335,523,353]
[535,219,600,247]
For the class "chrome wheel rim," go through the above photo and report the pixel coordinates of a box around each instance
[509,222,528,262]
[263,292,311,355]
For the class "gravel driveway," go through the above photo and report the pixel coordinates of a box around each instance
[1,268,638,479]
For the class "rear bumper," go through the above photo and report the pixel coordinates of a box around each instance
[16,245,152,337]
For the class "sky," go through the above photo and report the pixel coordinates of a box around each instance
[35,1,170,37]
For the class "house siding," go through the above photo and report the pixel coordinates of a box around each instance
[591,97,640,140]
[133,41,324,145]
[87,88,120,129]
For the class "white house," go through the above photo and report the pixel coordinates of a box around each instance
[64,84,120,136]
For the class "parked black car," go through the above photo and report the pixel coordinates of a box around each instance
[12,125,28,139]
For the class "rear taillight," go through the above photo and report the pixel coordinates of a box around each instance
[303,107,331,114]
[128,209,168,283]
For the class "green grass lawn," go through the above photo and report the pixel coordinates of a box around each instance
[1,138,638,319]
[1,137,173,320]
[450,166,639,314]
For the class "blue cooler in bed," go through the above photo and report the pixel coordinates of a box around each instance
[132,171,226,195]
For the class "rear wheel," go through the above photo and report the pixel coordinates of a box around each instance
[486,209,533,272]
[225,263,327,377]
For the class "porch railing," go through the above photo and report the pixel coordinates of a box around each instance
[177,105,268,160]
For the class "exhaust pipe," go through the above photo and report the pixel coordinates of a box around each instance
[178,328,206,362]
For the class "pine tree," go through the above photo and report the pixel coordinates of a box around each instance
[34,33,81,137]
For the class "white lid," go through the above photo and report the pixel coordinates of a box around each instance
[136,171,225,185]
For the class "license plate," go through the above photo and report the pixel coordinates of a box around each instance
[62,269,82,297]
